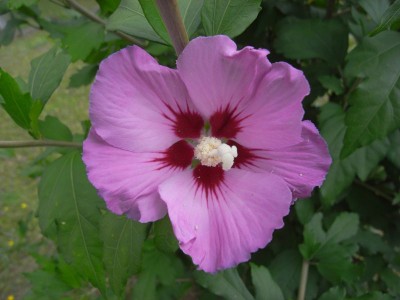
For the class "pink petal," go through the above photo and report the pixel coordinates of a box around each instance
[234,62,309,149]
[177,36,308,149]
[83,130,193,222]
[234,121,331,199]
[177,35,270,118]
[90,46,203,152]
[158,168,292,272]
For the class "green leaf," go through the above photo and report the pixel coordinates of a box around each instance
[180,0,204,37]
[353,229,390,255]
[38,115,73,141]
[316,243,358,283]
[321,138,388,205]
[62,22,105,62]
[0,18,21,46]
[349,5,376,39]
[0,68,41,133]
[347,291,393,300]
[138,0,171,43]
[7,0,38,9]
[370,0,400,35]
[388,130,400,168]
[363,255,387,282]
[381,267,400,296]
[101,212,147,296]
[154,215,179,253]
[25,270,71,299]
[269,249,302,300]
[28,47,71,104]
[394,193,400,205]
[201,0,261,38]
[69,64,97,88]
[274,18,348,65]
[319,103,347,161]
[351,138,389,181]
[139,0,204,43]
[112,0,202,44]
[15,76,29,93]
[299,212,325,259]
[295,198,315,225]
[0,68,32,129]
[30,254,83,289]
[250,264,284,300]
[132,271,157,300]
[325,212,359,244]
[96,0,121,15]
[299,212,359,260]
[132,240,185,300]
[318,168,350,206]
[107,0,164,43]
[318,286,346,300]
[318,75,344,95]
[319,103,390,206]
[29,99,43,136]
[342,31,400,158]
[57,256,84,288]
[38,152,106,293]
[195,268,254,300]
[299,213,359,283]
[359,0,390,24]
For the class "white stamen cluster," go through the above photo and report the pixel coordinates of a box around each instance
[194,137,238,171]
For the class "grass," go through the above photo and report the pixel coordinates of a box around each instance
[0,17,91,300]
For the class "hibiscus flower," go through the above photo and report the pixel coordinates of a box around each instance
[83,35,331,273]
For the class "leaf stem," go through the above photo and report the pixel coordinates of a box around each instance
[325,0,336,19]
[155,0,189,55]
[343,78,362,109]
[297,260,309,300]
[0,140,82,148]
[63,0,146,46]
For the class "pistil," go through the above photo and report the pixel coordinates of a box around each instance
[194,137,238,171]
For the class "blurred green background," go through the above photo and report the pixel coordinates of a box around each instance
[0,1,93,298]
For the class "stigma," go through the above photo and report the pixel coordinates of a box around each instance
[194,137,238,171]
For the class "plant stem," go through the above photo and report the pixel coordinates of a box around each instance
[355,179,394,201]
[0,140,82,148]
[63,0,146,46]
[155,0,189,55]
[297,260,309,300]
[325,0,336,19]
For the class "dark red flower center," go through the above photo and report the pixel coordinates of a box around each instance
[193,165,224,200]
[227,140,262,169]
[210,106,244,138]
[163,103,204,139]
[161,105,258,198]
[155,140,194,170]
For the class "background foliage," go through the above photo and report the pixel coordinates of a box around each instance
[1,0,400,299]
